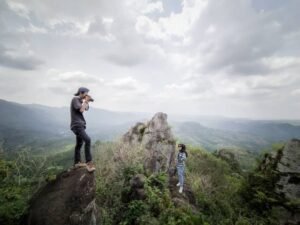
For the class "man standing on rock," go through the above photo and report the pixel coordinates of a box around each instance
[70,87,96,172]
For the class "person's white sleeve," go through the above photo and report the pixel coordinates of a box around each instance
[182,153,187,161]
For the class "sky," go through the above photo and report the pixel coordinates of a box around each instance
[0,0,299,119]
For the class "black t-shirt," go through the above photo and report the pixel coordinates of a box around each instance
[70,96,88,129]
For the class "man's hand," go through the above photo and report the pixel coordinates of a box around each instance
[80,99,89,112]
[85,95,92,102]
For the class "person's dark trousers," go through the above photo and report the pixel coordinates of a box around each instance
[71,126,92,164]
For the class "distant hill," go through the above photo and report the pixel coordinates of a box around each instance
[0,99,300,152]
[0,99,148,151]
[172,121,271,152]
[195,119,300,142]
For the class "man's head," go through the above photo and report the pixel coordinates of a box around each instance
[74,87,89,99]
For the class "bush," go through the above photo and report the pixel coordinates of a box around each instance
[0,148,68,225]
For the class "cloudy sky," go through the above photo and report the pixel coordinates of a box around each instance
[0,0,299,119]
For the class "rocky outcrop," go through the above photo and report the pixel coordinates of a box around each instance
[259,139,300,225]
[275,139,300,200]
[20,167,99,225]
[122,112,176,175]
[121,112,198,213]
[274,139,300,225]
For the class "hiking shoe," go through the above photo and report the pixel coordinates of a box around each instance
[74,161,87,168]
[176,182,180,187]
[179,186,183,194]
[86,161,96,172]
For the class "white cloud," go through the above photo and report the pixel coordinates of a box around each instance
[0,44,44,70]
[50,70,104,84]
[291,89,300,96]
[142,1,164,14]
[6,1,30,19]
[107,76,148,92]
[261,56,300,70]
[136,0,207,42]
[18,23,47,33]
[43,69,150,109]
[45,70,105,96]
[0,0,299,118]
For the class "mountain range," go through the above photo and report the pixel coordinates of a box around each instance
[0,99,299,153]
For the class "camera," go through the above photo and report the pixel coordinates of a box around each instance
[85,95,94,102]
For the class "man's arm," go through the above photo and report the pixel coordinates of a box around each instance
[72,97,89,112]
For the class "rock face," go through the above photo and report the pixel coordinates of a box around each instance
[275,139,300,225]
[259,138,300,224]
[20,167,99,225]
[275,139,300,200]
[122,112,176,175]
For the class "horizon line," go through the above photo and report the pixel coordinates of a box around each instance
[1,98,299,122]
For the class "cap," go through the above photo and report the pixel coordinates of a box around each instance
[74,87,89,96]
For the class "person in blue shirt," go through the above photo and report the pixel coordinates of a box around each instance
[176,143,188,193]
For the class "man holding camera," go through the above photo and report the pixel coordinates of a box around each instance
[70,87,95,172]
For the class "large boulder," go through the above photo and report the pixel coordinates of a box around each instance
[122,112,176,175]
[20,167,99,225]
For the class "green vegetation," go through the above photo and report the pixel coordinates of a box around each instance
[0,140,287,225]
[0,148,70,225]
[92,142,282,225]
[184,146,272,225]
[93,141,202,225]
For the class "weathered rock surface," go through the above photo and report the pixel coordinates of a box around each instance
[259,138,300,225]
[275,139,300,200]
[275,139,300,225]
[20,167,99,225]
[122,112,176,175]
